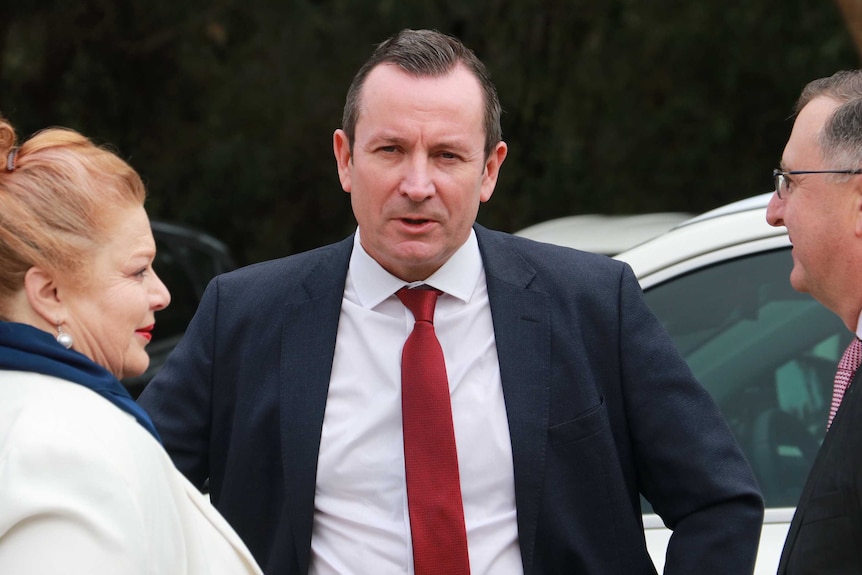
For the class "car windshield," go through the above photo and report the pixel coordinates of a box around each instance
[642,248,849,508]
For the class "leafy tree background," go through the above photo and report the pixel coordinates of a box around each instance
[1,1,857,265]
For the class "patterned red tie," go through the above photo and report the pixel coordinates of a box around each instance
[828,337,862,430]
[396,287,470,575]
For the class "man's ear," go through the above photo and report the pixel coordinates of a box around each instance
[479,141,508,203]
[853,177,862,237]
[333,129,353,193]
[23,267,64,325]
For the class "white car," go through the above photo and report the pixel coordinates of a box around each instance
[515,212,693,255]
[601,193,845,573]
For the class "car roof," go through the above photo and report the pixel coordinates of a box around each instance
[677,192,773,227]
[514,212,693,255]
[151,219,236,271]
[615,192,787,279]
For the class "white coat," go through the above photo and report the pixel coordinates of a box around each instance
[0,370,263,575]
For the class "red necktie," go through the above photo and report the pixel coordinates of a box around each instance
[397,287,470,575]
[828,337,862,430]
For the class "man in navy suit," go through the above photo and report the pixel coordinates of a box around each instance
[768,70,862,574]
[139,29,763,574]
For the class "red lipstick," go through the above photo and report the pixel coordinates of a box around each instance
[136,324,154,342]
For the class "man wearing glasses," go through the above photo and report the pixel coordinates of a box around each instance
[767,70,862,573]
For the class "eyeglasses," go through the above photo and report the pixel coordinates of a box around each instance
[773,168,862,199]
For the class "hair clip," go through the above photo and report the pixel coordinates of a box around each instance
[5,147,18,172]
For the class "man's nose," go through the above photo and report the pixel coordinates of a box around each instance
[765,191,785,227]
[400,157,434,201]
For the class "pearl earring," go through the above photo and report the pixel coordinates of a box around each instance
[56,325,73,349]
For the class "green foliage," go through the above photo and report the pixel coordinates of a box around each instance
[1,0,856,264]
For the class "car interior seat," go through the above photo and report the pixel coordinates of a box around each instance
[748,407,819,508]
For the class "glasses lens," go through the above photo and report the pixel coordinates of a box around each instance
[774,173,787,198]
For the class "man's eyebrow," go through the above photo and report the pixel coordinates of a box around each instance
[365,132,406,145]
[432,139,471,150]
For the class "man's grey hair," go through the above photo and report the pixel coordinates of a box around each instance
[796,70,862,174]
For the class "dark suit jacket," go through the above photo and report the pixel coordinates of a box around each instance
[139,225,763,575]
[778,363,862,573]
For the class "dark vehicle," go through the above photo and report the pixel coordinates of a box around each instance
[122,221,236,397]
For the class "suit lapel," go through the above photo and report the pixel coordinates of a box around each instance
[778,352,862,573]
[278,236,353,574]
[475,225,550,575]
[276,229,552,573]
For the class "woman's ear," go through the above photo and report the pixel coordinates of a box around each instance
[23,267,64,325]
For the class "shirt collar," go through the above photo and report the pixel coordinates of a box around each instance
[349,227,483,309]
[855,309,862,340]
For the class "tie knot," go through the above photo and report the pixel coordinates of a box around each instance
[397,287,439,324]
[840,337,862,372]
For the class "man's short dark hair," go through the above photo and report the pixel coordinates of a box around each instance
[341,29,502,159]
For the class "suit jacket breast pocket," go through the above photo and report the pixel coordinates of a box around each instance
[549,396,608,446]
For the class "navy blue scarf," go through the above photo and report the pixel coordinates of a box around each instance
[0,321,162,443]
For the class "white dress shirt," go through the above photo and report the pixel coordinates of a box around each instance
[310,229,523,575]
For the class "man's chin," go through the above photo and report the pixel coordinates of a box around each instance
[789,269,809,294]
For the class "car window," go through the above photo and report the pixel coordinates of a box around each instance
[152,236,204,340]
[642,247,849,508]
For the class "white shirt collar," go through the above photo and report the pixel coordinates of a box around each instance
[855,309,862,339]
[349,227,483,309]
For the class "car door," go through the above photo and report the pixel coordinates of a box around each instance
[637,243,848,574]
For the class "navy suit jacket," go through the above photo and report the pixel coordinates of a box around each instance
[778,359,862,573]
[140,225,763,574]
